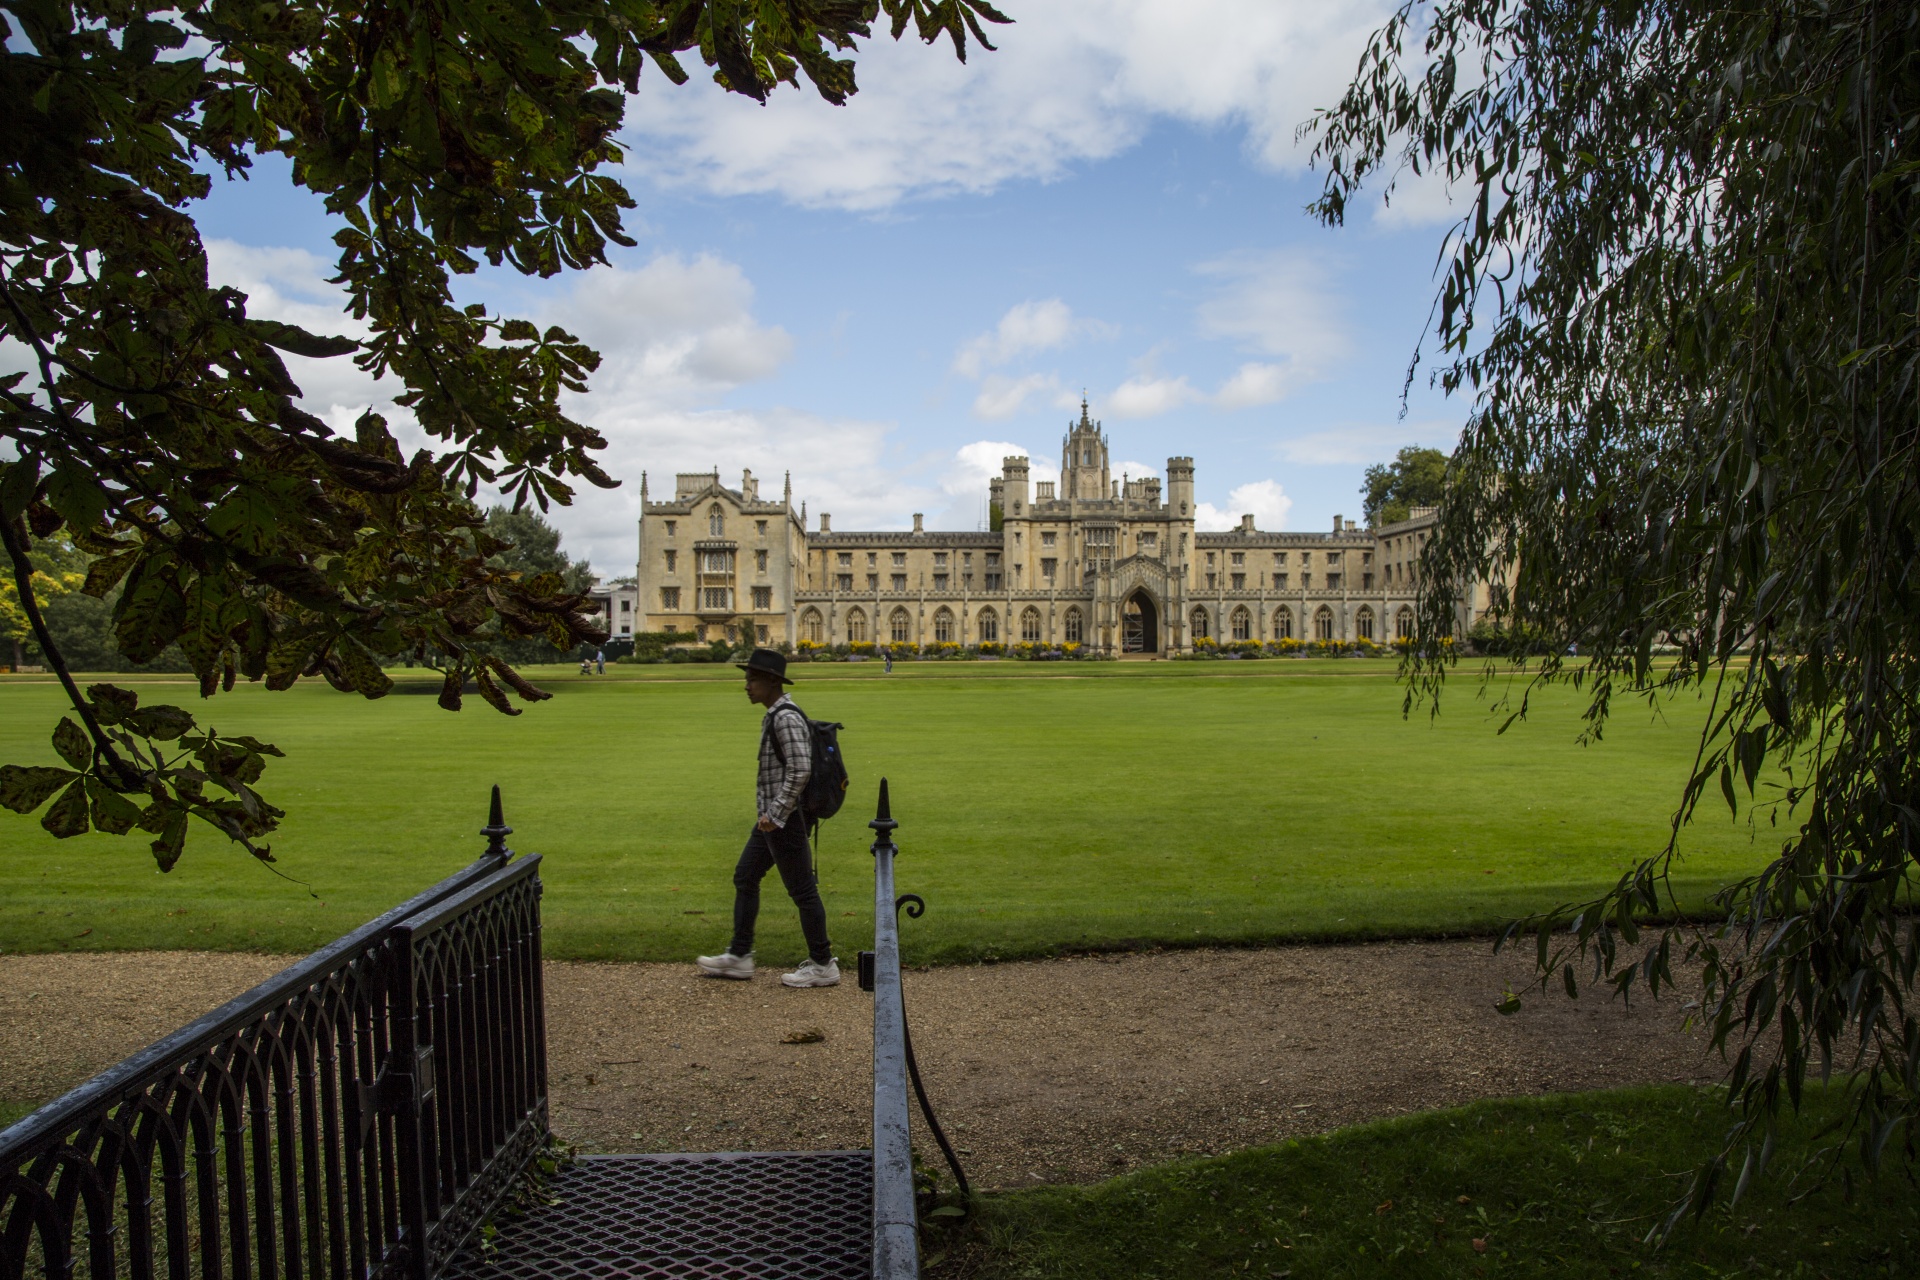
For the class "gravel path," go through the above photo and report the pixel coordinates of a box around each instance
[0,942,1716,1189]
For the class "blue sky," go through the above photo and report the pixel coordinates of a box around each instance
[186,2,1467,574]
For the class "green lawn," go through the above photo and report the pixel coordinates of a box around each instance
[932,1083,1917,1278]
[0,660,1773,963]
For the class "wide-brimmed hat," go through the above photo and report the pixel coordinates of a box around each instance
[735,648,794,685]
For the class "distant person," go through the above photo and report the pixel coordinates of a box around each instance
[595,648,606,674]
[883,649,893,675]
[578,656,592,675]
[696,649,839,988]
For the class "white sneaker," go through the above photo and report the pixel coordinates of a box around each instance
[782,958,840,988]
[696,951,754,980]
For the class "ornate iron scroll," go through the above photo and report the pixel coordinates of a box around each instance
[0,795,546,1280]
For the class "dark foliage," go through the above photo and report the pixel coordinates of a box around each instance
[1308,0,1920,1224]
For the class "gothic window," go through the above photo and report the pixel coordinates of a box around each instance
[1041,531,1057,547]
[1231,552,1245,566]
[1021,607,1042,642]
[755,550,768,572]
[1231,573,1245,591]
[836,574,853,591]
[977,607,999,643]
[933,574,949,591]
[1231,607,1252,641]
[1190,608,1210,640]
[1396,606,1415,640]
[890,574,907,592]
[1064,608,1084,643]
[837,552,852,566]
[665,521,676,537]
[757,520,768,536]
[866,574,879,592]
[709,505,724,536]
[890,608,912,643]
[664,550,676,572]
[802,608,824,643]
[892,552,906,566]
[1273,606,1293,639]
[752,587,772,609]
[933,608,954,643]
[846,609,868,643]
[1355,606,1375,640]
[701,587,732,610]
[1314,605,1336,640]
[660,587,681,610]
[1273,573,1288,589]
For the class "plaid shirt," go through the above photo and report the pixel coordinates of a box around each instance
[757,695,813,825]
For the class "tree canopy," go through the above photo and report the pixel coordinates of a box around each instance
[1361,445,1449,526]
[1308,0,1919,1221]
[0,0,1007,867]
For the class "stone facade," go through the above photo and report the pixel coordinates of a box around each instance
[634,402,1489,653]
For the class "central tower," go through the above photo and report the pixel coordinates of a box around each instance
[1060,399,1111,502]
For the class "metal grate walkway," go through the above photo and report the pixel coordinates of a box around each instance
[442,1151,874,1280]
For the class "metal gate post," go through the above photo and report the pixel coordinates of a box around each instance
[869,780,918,1279]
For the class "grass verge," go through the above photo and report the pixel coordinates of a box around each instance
[2,662,1776,962]
[927,1085,1916,1279]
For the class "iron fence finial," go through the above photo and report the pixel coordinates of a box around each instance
[870,777,898,840]
[483,785,513,861]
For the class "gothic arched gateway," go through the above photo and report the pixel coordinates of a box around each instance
[1122,590,1160,653]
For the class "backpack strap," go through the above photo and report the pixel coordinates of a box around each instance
[764,701,808,763]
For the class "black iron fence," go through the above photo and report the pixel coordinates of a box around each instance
[0,789,546,1280]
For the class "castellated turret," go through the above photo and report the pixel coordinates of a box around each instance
[1001,455,1031,518]
[1166,456,1195,517]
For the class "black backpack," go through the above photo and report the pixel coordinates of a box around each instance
[769,703,850,823]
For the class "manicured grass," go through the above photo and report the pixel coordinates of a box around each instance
[0,660,1773,963]
[931,1084,1917,1279]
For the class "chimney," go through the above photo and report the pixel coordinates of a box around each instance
[1332,514,1344,534]
[913,513,924,533]
[741,468,757,501]
[1239,513,1255,533]
[820,512,831,533]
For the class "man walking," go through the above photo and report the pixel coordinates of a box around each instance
[696,649,839,987]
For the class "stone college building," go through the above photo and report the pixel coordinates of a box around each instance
[633,403,1473,654]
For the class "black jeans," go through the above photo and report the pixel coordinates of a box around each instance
[729,813,832,964]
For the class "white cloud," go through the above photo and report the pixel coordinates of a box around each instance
[1195,478,1294,531]
[552,254,793,407]
[972,372,1065,420]
[954,298,1108,377]
[1276,420,1461,466]
[1113,459,1162,479]
[1106,374,1200,418]
[1195,250,1350,406]
[1373,164,1462,229]
[618,1,1397,211]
